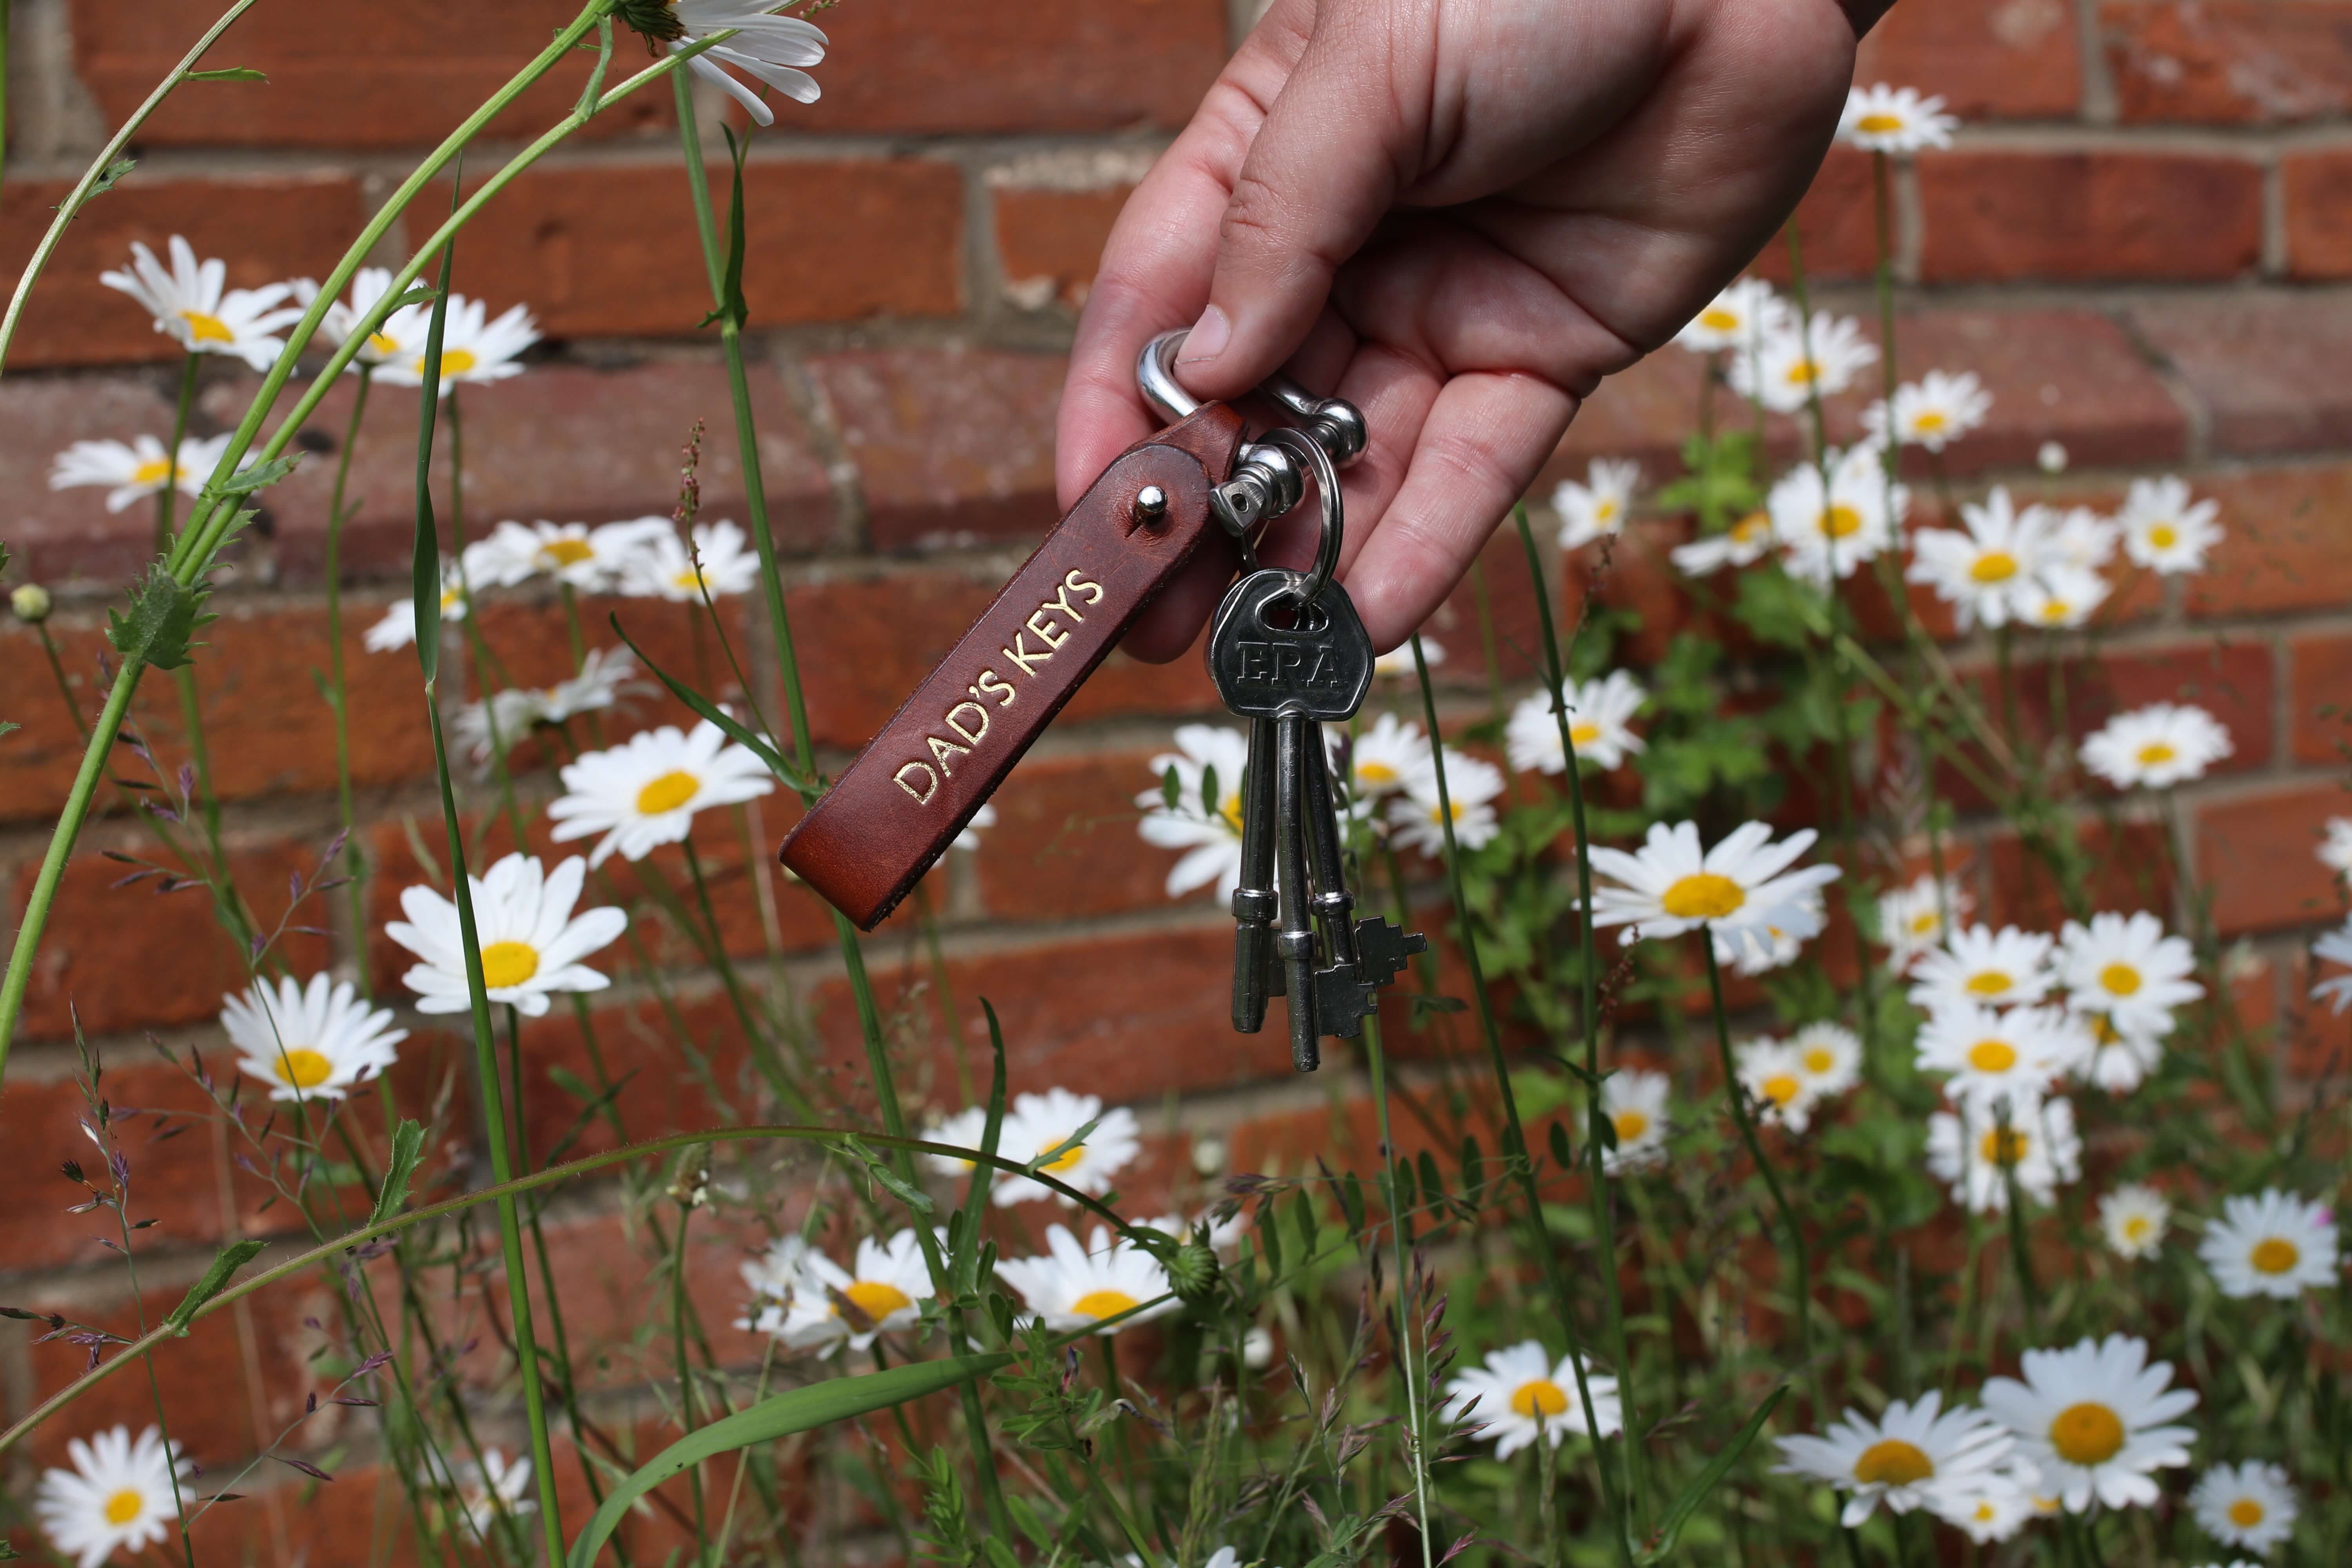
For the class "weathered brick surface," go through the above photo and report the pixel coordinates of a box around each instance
[2282,151,2352,281]
[1918,152,2263,283]
[2288,632,2352,768]
[2100,1,2352,125]
[2197,782,2352,936]
[2128,295,2352,459]
[993,186,1132,310]
[1857,0,2082,120]
[1752,149,1881,285]
[2184,464,2352,618]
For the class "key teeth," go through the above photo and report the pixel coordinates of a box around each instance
[1309,964,1378,1041]
[1351,916,1428,990]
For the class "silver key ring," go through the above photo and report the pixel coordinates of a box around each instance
[1256,425,1344,608]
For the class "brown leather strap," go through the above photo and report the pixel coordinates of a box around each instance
[780,403,1249,929]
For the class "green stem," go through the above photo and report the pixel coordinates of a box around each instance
[159,353,200,550]
[1702,939,1812,1369]
[323,369,376,991]
[37,626,89,742]
[1362,1011,1434,1568]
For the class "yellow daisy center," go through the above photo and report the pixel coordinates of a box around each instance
[2122,1214,2152,1243]
[368,331,401,357]
[179,309,235,344]
[2136,741,2177,766]
[2249,1236,2300,1274]
[2047,1402,2125,1466]
[1967,1039,2018,1073]
[1910,912,1940,935]
[1038,1137,1086,1173]
[636,770,701,815]
[1220,793,1245,834]
[440,347,478,377]
[1969,551,2019,584]
[1911,409,1949,432]
[1852,1438,1933,1487]
[1595,498,1621,523]
[1612,1109,1650,1143]
[2229,1497,2265,1528]
[132,457,175,486]
[1964,969,2013,996]
[1731,512,1769,543]
[272,1047,334,1089]
[1979,1126,2029,1167]
[1802,1046,1836,1074]
[1569,720,1602,746]
[1819,505,1863,538]
[1510,1378,1569,1418]
[1358,760,1399,786]
[843,1280,913,1321]
[1973,1501,1996,1523]
[479,940,541,990]
[1071,1288,1140,1321]
[1660,872,1745,920]
[1698,306,1740,332]
[104,1489,145,1525]
[2099,962,2142,996]
[2147,523,2179,549]
[543,538,597,566]
[2039,601,2073,624]
[1784,358,1820,387]
[1760,1073,1802,1107]
[1855,112,1906,134]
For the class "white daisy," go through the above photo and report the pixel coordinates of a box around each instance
[36,1425,191,1568]
[450,687,554,770]
[309,265,407,369]
[1915,1003,2090,1113]
[1347,712,1435,808]
[1506,671,1647,775]
[1670,509,1776,578]
[463,517,670,592]
[987,1088,1142,1208]
[2057,911,2202,1037]
[374,292,539,396]
[1600,1069,1670,1174]
[953,801,998,853]
[619,520,762,601]
[2318,817,2352,876]
[220,973,405,1102]
[736,1234,814,1338]
[2199,1188,2339,1300]
[2014,564,2112,631]
[635,0,829,128]
[2116,476,2223,575]
[1907,924,2056,1012]
[547,719,776,868]
[1862,368,1991,452]
[1372,638,1443,679]
[1772,1391,2013,1527]
[1712,886,1825,977]
[920,1104,1022,1181]
[1768,442,1905,585]
[778,1229,935,1352]
[1587,819,1842,946]
[2313,917,2352,1013]
[48,434,245,513]
[1838,83,1960,154]
[1877,873,1970,974]
[994,1223,1178,1335]
[2037,441,2069,474]
[1736,1038,1821,1133]
[2073,1010,2167,1093]
[450,1448,535,1535]
[2190,1460,2298,1555]
[1905,486,2054,632]
[362,564,469,653]
[2047,506,2120,572]
[1926,1096,2082,1212]
[1441,1341,1622,1458]
[1389,750,1505,857]
[1980,1333,2198,1514]
[1553,459,1641,551]
[1931,1460,2042,1544]
[1674,277,1791,356]
[387,853,628,1016]
[2099,1184,2170,1260]
[1789,1020,1863,1100]
[1729,313,1880,415]
[98,236,302,370]
[1136,724,1252,902]
[2080,702,2231,790]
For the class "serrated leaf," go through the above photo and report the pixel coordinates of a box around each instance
[838,1133,934,1216]
[606,614,809,793]
[166,1239,265,1332]
[366,1120,425,1230]
[183,67,268,82]
[107,563,211,671]
[61,158,137,211]
[207,454,299,499]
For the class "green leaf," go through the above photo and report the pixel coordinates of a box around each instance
[1637,1382,1787,1563]
[367,1120,426,1230]
[573,15,615,119]
[606,613,809,793]
[107,563,213,671]
[698,129,754,330]
[1198,764,1220,824]
[206,454,299,500]
[410,236,458,686]
[1026,1117,1097,1180]
[60,158,136,211]
[567,1355,1010,1568]
[166,1240,266,1333]
[183,67,268,82]
[1161,765,1180,813]
[838,1133,934,1216]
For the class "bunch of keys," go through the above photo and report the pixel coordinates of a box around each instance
[779,328,1424,1069]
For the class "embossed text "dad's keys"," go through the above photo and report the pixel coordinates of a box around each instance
[891,569,1102,807]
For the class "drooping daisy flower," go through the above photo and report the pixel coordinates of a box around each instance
[387,853,628,1016]
[2047,506,2120,572]
[1837,83,1960,154]
[2318,817,2352,876]
[308,265,406,370]
[1372,638,1443,678]
[450,687,554,769]
[220,973,405,1102]
[1877,873,1970,974]
[1441,1341,1622,1458]
[2189,1461,2298,1555]
[36,1425,190,1568]
[736,1234,814,1338]
[1926,1096,2082,1212]
[1862,368,1991,452]
[1729,313,1880,414]
[2014,564,2112,631]
[619,519,762,601]
[2198,1188,2339,1300]
[48,434,242,513]
[1980,1334,2198,1514]
[1505,670,1647,775]
[1553,459,1641,551]
[1670,509,1775,578]
[1586,820,1842,946]
[1673,277,1790,355]
[1345,711,1434,809]
[621,0,829,127]
[1772,1392,2013,1527]
[1905,486,2054,631]
[1735,1038,1820,1133]
[1768,442,1906,585]
[547,720,776,868]
[450,1448,535,1535]
[98,236,303,370]
[2313,917,2352,1013]
[2116,476,2223,574]
[1389,749,1505,857]
[776,1229,935,1351]
[2080,702,2232,790]
[463,517,670,592]
[994,1223,1179,1335]
[1915,1004,2090,1113]
[1136,724,1252,902]
[985,1087,1141,1208]
[1789,1020,1863,1100]
[1907,923,2056,1012]
[2073,1009,2166,1093]
[1599,1069,1670,1174]
[1931,1459,2043,1544]
[362,564,469,653]
[2057,911,2202,1036]
[374,292,539,396]
[1712,888,1824,978]
[2098,1184,2171,1260]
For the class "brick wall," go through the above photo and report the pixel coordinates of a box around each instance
[5,0,2352,1553]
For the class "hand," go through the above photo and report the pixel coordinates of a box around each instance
[1055,0,1862,659]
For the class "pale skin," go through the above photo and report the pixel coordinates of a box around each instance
[1055,0,1882,659]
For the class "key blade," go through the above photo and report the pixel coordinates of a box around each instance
[1310,963,1379,1040]
[1352,916,1429,990]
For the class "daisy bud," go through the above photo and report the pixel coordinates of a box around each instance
[11,582,53,623]
[1167,1234,1221,1303]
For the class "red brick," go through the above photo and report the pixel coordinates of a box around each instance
[2198,783,2352,936]
[792,0,1224,134]
[806,348,1063,551]
[0,175,367,369]
[2290,632,2352,768]
[0,372,207,588]
[1751,149,1882,286]
[2128,295,2352,459]
[2101,1,2352,124]
[1981,818,2174,933]
[71,0,671,148]
[1552,341,1713,480]
[993,186,1131,310]
[1857,0,2082,120]
[1416,523,1548,692]
[437,160,962,340]
[2283,151,2352,279]
[507,992,757,1169]
[2184,464,2352,618]
[2042,639,2276,780]
[976,746,1176,923]
[2288,947,2352,1081]
[1919,152,2262,283]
